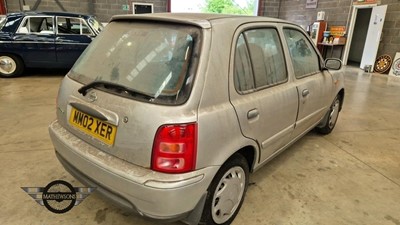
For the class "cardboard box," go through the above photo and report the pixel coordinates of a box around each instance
[330,26,346,37]
[333,37,346,44]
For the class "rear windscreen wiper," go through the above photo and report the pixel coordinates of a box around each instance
[78,80,154,99]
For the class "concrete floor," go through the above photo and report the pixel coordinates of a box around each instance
[1,66,399,225]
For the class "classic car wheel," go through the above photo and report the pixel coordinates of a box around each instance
[0,55,24,78]
[317,96,341,134]
[201,154,249,225]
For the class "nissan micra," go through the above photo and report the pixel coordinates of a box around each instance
[49,13,344,225]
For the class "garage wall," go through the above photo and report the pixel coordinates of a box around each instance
[276,0,400,64]
[258,0,280,18]
[4,0,167,22]
[379,0,400,59]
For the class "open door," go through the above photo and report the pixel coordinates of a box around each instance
[359,5,387,70]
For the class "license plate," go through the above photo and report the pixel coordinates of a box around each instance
[69,107,117,145]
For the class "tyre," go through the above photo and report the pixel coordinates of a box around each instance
[0,54,24,78]
[201,154,249,225]
[316,95,341,134]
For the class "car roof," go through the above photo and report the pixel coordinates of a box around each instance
[6,11,92,19]
[110,13,294,29]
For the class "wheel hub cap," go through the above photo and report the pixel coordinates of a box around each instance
[212,166,246,224]
[329,99,340,129]
[0,56,17,75]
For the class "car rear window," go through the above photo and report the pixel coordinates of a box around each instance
[69,21,201,105]
[87,17,103,33]
[0,15,22,32]
[0,16,5,29]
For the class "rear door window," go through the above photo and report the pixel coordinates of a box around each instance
[234,28,287,93]
[17,16,54,34]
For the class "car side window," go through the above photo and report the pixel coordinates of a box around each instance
[234,28,287,93]
[57,17,92,35]
[17,16,54,34]
[283,29,320,78]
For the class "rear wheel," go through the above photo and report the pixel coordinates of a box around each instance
[201,154,249,225]
[0,54,24,78]
[317,95,341,134]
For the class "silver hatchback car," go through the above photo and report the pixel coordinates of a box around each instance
[49,13,344,225]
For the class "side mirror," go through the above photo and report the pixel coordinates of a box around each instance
[324,58,342,70]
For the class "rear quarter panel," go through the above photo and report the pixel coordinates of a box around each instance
[196,20,259,169]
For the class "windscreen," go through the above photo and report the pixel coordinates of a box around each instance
[69,21,201,105]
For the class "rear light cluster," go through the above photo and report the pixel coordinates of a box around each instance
[151,123,197,173]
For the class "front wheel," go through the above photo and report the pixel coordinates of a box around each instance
[316,95,341,134]
[0,54,24,78]
[201,154,249,225]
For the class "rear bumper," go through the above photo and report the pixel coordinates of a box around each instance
[48,120,219,221]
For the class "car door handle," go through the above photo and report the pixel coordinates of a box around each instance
[247,109,259,120]
[302,89,310,97]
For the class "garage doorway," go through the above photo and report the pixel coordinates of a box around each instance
[168,0,259,15]
[347,8,372,67]
[343,4,387,69]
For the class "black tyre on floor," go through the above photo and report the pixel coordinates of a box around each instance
[0,54,24,78]
[201,153,249,225]
[316,95,341,135]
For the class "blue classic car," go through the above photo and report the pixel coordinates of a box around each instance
[0,11,103,77]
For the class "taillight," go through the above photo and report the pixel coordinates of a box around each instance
[151,123,197,173]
